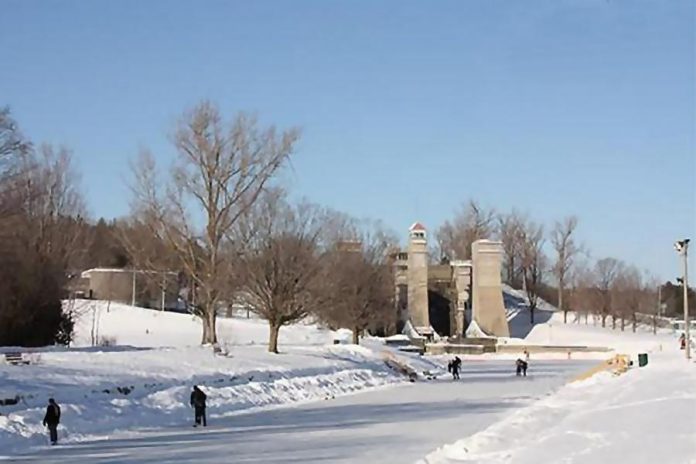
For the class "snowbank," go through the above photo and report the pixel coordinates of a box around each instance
[422,349,696,464]
[0,343,427,455]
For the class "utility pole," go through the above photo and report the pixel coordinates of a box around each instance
[675,239,690,360]
[657,285,662,318]
[131,269,136,307]
[683,243,690,360]
[161,272,166,311]
[654,285,662,335]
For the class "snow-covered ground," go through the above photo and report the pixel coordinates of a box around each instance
[502,286,676,357]
[8,360,591,463]
[0,301,441,456]
[2,298,692,463]
[65,299,335,348]
[422,350,696,464]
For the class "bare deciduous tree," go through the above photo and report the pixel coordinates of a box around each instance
[520,220,545,324]
[22,145,87,269]
[572,262,600,325]
[322,219,397,344]
[551,216,581,323]
[437,200,496,261]
[128,101,299,345]
[497,210,526,287]
[116,216,180,308]
[236,192,326,353]
[0,106,31,166]
[595,257,624,328]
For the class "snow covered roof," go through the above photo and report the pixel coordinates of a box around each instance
[409,222,426,232]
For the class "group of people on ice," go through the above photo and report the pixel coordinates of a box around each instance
[447,351,530,380]
[40,385,208,445]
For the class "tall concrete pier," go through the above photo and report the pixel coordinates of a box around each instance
[407,222,430,332]
[471,239,510,337]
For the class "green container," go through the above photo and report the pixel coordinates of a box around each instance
[638,353,648,367]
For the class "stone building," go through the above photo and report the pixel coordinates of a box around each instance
[394,223,509,339]
[77,268,180,309]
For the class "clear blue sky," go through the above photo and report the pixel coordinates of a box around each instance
[2,0,694,281]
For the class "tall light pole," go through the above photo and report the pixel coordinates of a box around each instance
[675,239,690,359]
[131,269,136,307]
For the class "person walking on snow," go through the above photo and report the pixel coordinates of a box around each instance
[190,385,207,427]
[42,398,61,445]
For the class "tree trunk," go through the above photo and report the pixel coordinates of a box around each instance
[601,313,606,328]
[652,314,656,334]
[558,283,565,323]
[201,308,217,345]
[529,307,535,324]
[612,314,616,330]
[352,327,360,345]
[632,312,637,333]
[268,324,280,353]
[585,312,588,325]
[620,315,625,331]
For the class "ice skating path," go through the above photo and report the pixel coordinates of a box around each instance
[11,360,593,464]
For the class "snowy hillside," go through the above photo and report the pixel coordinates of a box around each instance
[66,299,333,348]
[501,285,676,356]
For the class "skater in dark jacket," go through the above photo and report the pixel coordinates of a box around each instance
[451,356,462,380]
[190,385,207,427]
[516,359,528,377]
[42,398,61,445]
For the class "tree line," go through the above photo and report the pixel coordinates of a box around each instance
[435,200,688,332]
[1,101,687,349]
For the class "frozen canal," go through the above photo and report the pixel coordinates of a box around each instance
[10,359,593,463]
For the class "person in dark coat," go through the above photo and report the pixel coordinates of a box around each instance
[42,398,61,445]
[190,385,207,427]
[451,356,462,380]
[516,359,528,377]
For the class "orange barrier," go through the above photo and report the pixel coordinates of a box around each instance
[572,354,631,383]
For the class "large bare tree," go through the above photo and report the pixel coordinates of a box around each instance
[572,262,600,324]
[437,200,496,261]
[322,220,397,344]
[21,145,87,269]
[595,257,624,328]
[128,101,299,344]
[497,210,526,288]
[520,220,545,324]
[612,265,644,332]
[235,192,326,353]
[551,216,581,323]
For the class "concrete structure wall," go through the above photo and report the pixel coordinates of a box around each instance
[88,271,133,303]
[407,225,430,331]
[82,269,179,309]
[471,240,510,337]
